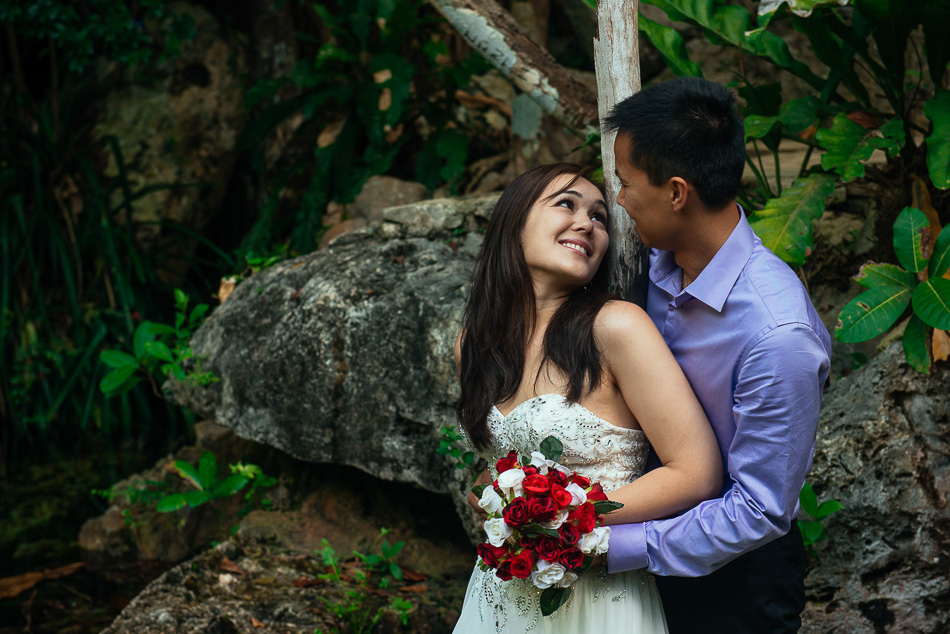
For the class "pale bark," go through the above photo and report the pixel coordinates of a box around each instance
[427,0,598,136]
[595,1,647,306]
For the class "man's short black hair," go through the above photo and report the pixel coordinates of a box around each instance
[603,77,745,209]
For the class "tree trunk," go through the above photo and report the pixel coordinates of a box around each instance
[427,0,598,136]
[595,1,647,306]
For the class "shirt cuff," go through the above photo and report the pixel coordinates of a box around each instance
[606,522,648,573]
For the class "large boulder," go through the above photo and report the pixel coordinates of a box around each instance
[803,345,949,633]
[169,195,498,536]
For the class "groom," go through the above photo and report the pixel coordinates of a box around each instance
[603,77,831,632]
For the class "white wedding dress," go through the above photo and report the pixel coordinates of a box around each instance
[453,394,668,634]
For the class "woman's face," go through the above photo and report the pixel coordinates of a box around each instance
[520,174,609,293]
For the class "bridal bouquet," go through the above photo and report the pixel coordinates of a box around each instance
[472,436,622,616]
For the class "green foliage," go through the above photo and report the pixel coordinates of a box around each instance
[747,174,835,265]
[241,0,489,254]
[437,425,476,469]
[98,290,217,397]
[798,481,843,556]
[315,530,413,633]
[925,91,950,189]
[835,208,950,373]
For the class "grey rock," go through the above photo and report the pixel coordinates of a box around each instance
[802,345,949,633]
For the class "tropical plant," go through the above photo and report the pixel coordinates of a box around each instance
[239,0,489,254]
[637,0,950,370]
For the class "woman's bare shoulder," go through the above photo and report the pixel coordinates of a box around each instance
[594,300,653,337]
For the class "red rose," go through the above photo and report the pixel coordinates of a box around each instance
[568,502,596,533]
[570,474,591,488]
[548,469,568,487]
[509,550,537,579]
[519,535,538,550]
[496,450,519,473]
[550,483,572,508]
[536,536,562,562]
[526,496,558,521]
[495,560,513,581]
[558,523,580,546]
[503,498,530,527]
[523,474,550,496]
[522,465,539,476]
[587,482,608,501]
[477,543,509,568]
[558,547,585,570]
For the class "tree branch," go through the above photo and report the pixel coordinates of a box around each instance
[428,0,599,136]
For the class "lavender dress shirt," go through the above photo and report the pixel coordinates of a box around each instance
[606,209,832,577]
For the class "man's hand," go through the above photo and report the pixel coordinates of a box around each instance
[468,469,492,521]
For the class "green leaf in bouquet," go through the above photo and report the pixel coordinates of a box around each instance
[747,174,835,265]
[540,587,571,617]
[893,206,931,273]
[912,278,950,330]
[591,500,624,515]
[638,15,701,77]
[577,555,594,574]
[854,263,916,289]
[835,285,912,343]
[523,524,560,539]
[817,113,903,181]
[539,436,563,462]
[902,314,931,375]
[471,484,488,500]
[929,225,950,280]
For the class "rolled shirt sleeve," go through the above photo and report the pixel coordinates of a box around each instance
[607,323,830,576]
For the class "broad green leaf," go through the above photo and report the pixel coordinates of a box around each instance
[815,499,844,519]
[925,91,950,189]
[639,16,702,77]
[592,500,624,514]
[176,460,203,490]
[389,562,402,580]
[184,490,214,507]
[777,96,822,134]
[199,451,218,490]
[835,285,912,343]
[744,114,780,141]
[748,174,835,265]
[213,473,249,497]
[471,484,487,499]
[799,482,818,516]
[539,587,571,617]
[930,225,950,279]
[99,366,138,393]
[758,0,850,21]
[802,520,825,542]
[174,288,188,310]
[539,436,563,462]
[100,350,138,369]
[817,113,902,181]
[912,278,950,330]
[189,303,209,323]
[893,206,931,273]
[156,493,189,513]
[169,364,186,380]
[854,263,916,289]
[902,314,931,375]
[133,322,154,358]
[145,341,174,362]
[145,323,176,336]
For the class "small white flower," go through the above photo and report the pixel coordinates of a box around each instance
[530,559,566,589]
[484,518,513,547]
[555,571,578,588]
[565,483,587,506]
[529,451,552,473]
[496,468,525,498]
[478,486,505,515]
[540,509,569,530]
[553,463,572,477]
[578,526,611,555]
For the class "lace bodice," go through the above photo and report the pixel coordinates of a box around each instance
[478,393,650,492]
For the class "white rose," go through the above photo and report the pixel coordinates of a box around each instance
[555,571,578,588]
[530,559,566,589]
[565,482,587,506]
[553,463,571,477]
[540,509,569,530]
[578,526,612,555]
[484,518,513,547]
[496,468,525,498]
[529,451,552,474]
[478,486,505,515]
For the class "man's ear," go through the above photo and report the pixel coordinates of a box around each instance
[669,177,689,212]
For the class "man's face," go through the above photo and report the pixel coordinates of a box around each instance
[613,132,676,250]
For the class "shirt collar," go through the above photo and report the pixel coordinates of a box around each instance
[649,206,755,312]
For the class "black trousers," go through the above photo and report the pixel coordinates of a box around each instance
[654,525,807,634]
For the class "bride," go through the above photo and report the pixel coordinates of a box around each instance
[452,163,722,633]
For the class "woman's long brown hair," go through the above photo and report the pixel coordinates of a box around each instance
[457,163,612,450]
